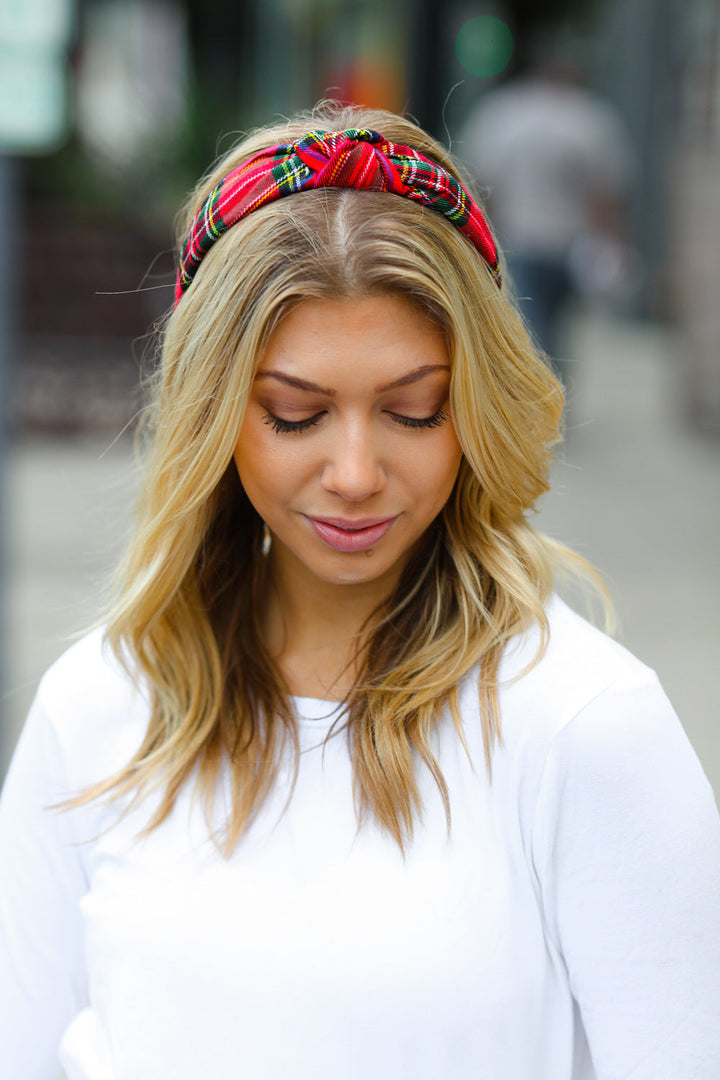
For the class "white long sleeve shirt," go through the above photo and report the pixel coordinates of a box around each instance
[1,597,719,1079]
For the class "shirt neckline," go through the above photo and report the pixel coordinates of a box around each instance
[291,694,347,725]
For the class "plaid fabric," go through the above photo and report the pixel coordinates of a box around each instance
[175,129,501,305]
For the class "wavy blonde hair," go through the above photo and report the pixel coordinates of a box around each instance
[80,102,605,851]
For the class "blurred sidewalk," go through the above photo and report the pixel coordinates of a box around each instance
[538,313,720,795]
[2,312,719,798]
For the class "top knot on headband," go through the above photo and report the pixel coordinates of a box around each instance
[175,128,501,305]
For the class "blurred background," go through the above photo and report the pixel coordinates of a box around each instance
[1,0,718,793]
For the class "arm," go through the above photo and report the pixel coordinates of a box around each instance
[532,674,720,1079]
[0,693,89,1079]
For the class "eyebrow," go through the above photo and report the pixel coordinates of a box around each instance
[254,364,450,396]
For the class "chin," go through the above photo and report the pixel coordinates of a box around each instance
[315,562,388,586]
[305,548,399,587]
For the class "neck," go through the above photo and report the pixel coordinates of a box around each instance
[262,543,401,700]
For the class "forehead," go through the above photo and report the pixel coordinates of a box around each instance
[255,294,449,387]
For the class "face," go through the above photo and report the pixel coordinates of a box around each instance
[233,294,463,594]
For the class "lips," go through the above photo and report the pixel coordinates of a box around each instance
[306,515,398,553]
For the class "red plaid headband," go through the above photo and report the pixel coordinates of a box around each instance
[175,128,501,305]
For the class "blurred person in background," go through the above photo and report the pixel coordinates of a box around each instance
[1,103,719,1080]
[460,49,635,385]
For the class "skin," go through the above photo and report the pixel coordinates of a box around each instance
[233,294,463,698]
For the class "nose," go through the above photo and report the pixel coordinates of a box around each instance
[321,421,386,502]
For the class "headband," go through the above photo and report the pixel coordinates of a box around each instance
[175,128,501,305]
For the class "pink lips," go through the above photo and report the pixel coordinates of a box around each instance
[306,515,398,552]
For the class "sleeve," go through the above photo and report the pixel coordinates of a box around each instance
[532,673,720,1080]
[0,691,90,1080]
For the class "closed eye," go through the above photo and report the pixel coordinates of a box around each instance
[262,406,449,435]
[262,411,325,434]
[389,407,448,430]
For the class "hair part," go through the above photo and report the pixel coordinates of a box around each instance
[68,101,609,852]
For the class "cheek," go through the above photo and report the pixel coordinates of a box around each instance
[233,424,311,508]
[411,431,463,505]
[233,422,272,504]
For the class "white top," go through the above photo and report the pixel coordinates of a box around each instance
[1,597,719,1080]
[460,78,634,255]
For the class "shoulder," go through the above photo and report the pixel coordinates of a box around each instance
[37,626,137,704]
[29,629,149,790]
[455,598,718,872]
[506,594,656,708]
[459,595,670,764]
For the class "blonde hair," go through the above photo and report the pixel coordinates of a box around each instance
[80,102,605,850]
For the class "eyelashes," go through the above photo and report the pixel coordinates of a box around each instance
[262,412,324,435]
[262,407,449,435]
[390,407,448,430]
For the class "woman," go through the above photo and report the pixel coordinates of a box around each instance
[1,103,719,1079]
